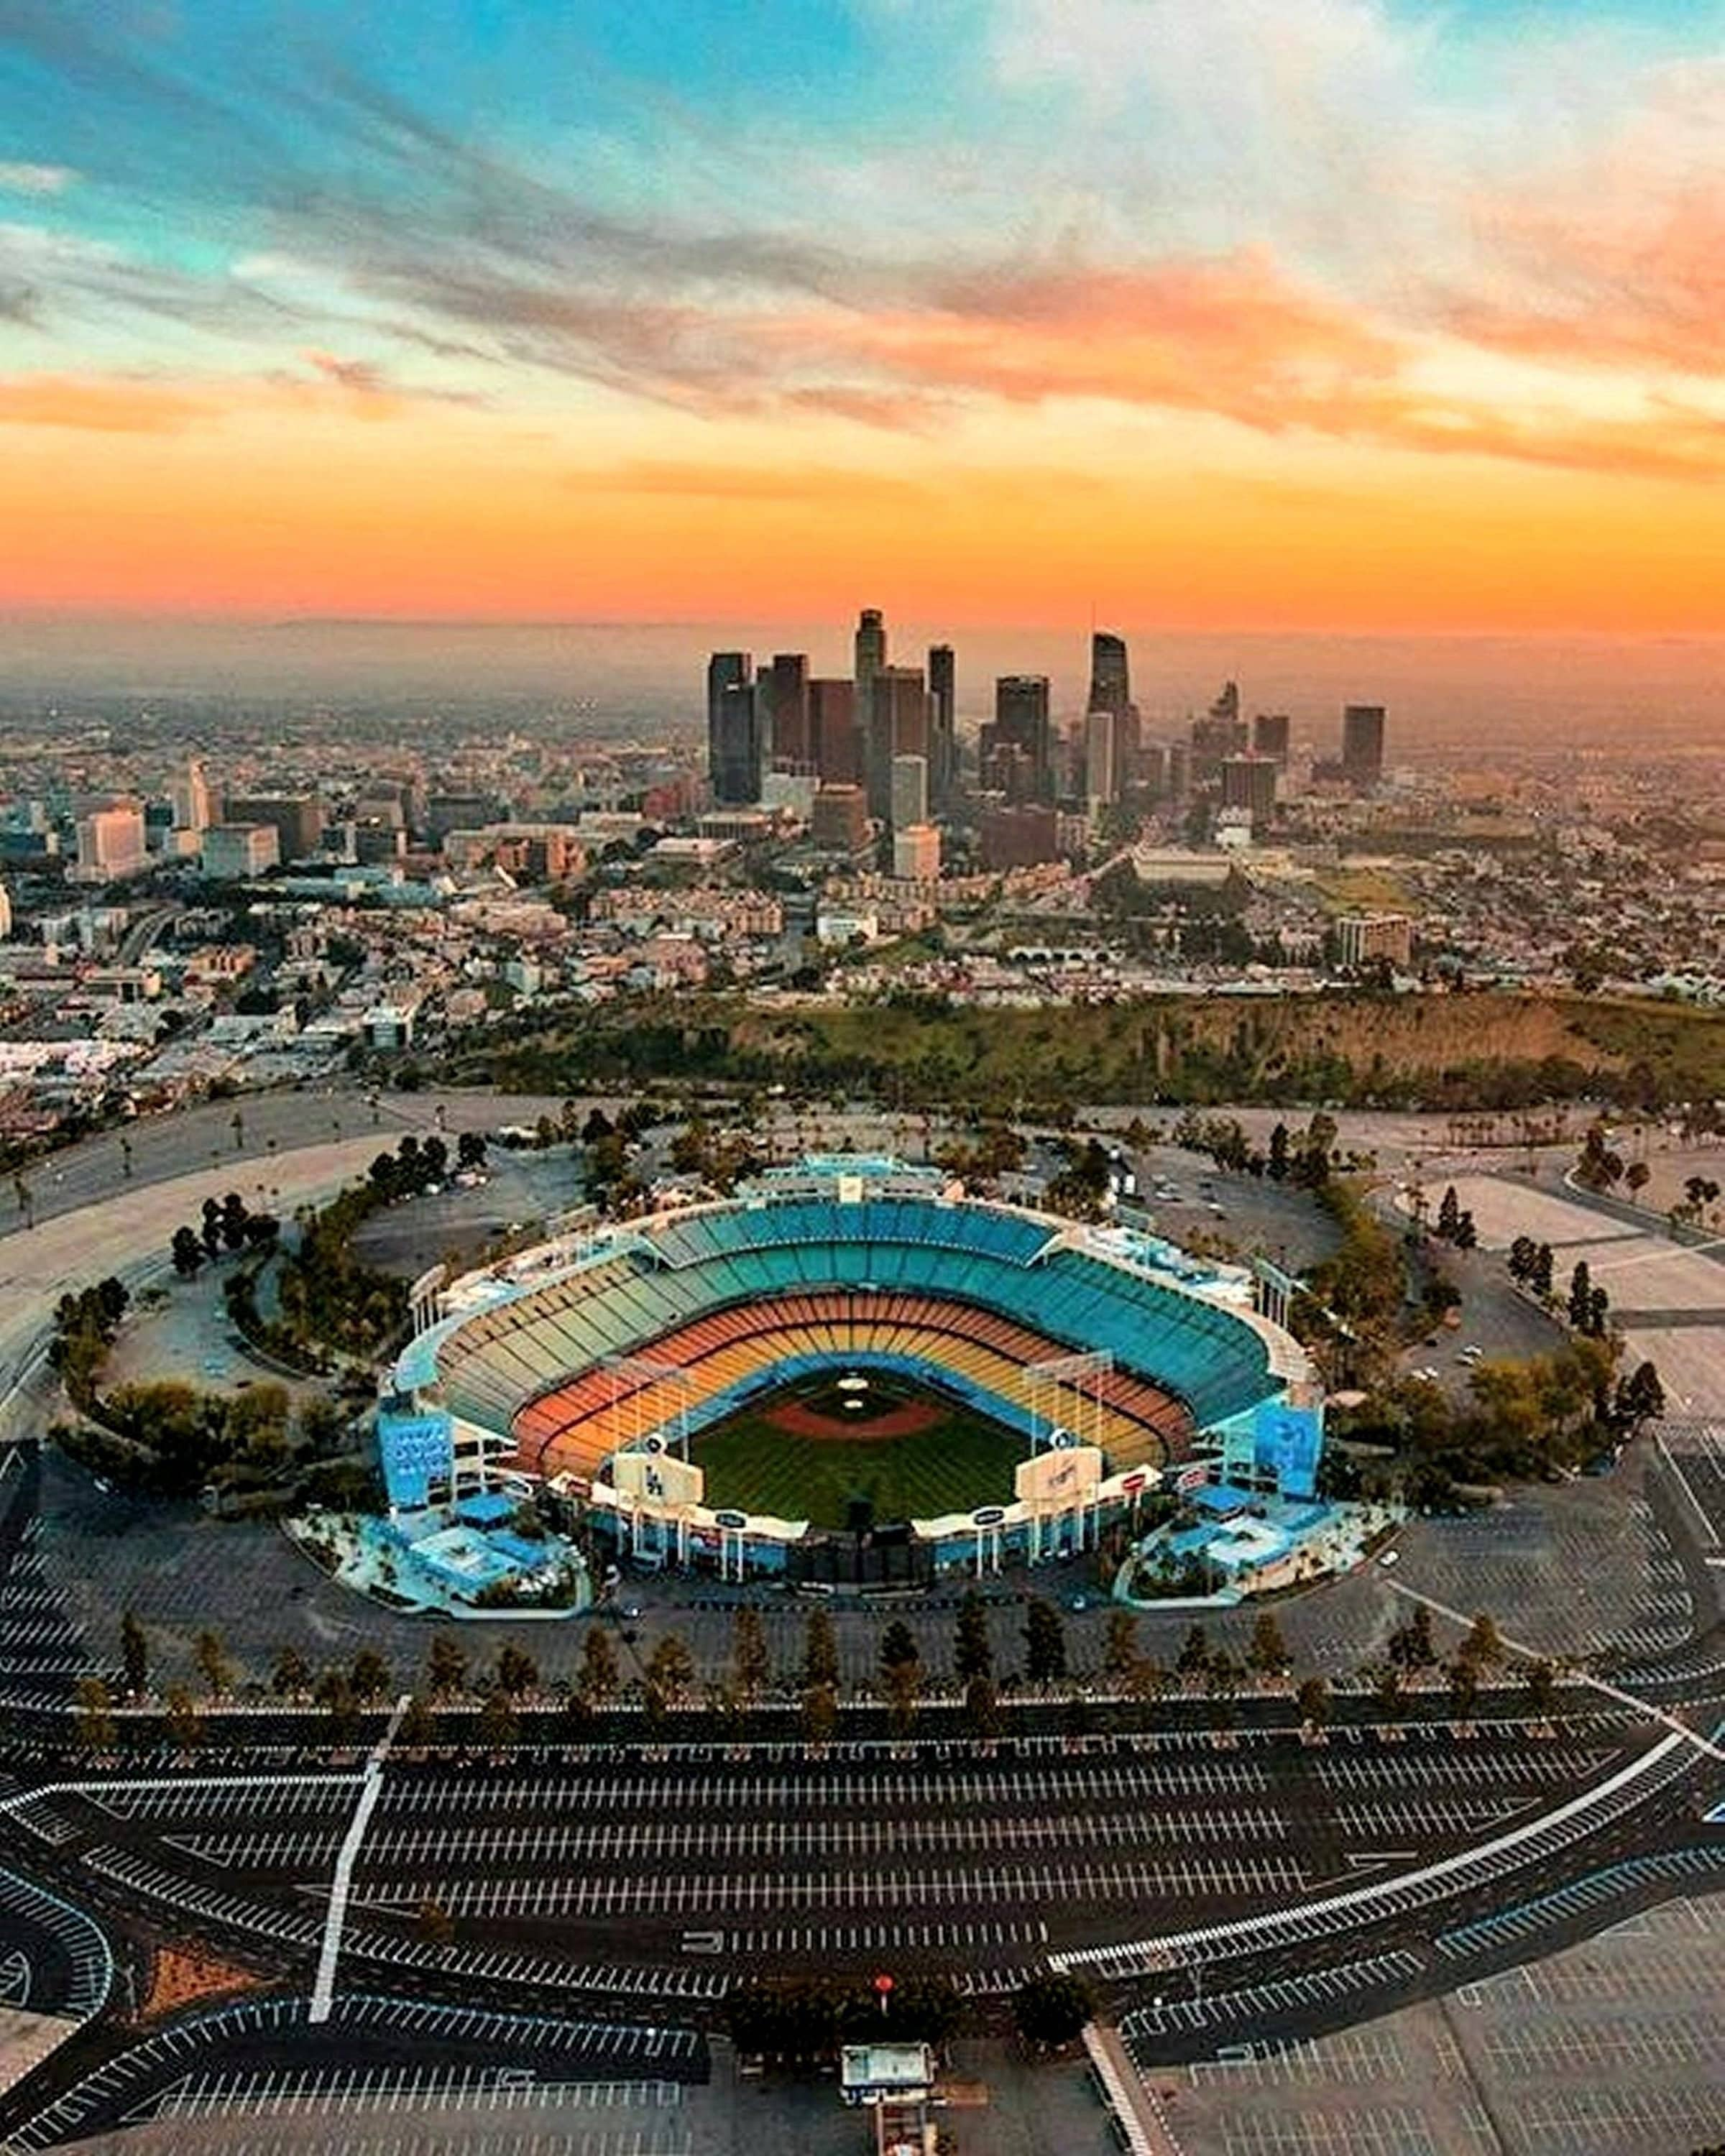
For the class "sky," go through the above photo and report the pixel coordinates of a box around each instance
[1,0,1724,632]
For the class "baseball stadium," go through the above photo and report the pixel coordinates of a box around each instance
[379,1156,1324,1583]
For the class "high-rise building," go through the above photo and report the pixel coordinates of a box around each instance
[1220,755,1278,826]
[809,678,859,783]
[1165,742,1190,804]
[171,757,212,834]
[711,680,763,806]
[1087,631,1131,718]
[74,804,148,883]
[988,676,1053,803]
[0,882,12,941]
[1251,711,1291,767]
[1084,709,1117,811]
[979,803,1059,870]
[811,783,870,854]
[891,753,929,831]
[927,644,955,811]
[1190,680,1247,786]
[855,609,887,720]
[767,653,811,770]
[1336,911,1411,968]
[865,666,929,821]
[1342,704,1386,788]
[224,793,324,862]
[201,824,281,880]
[707,653,758,805]
[893,823,940,881]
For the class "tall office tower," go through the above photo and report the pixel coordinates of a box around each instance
[1139,740,1167,801]
[1252,711,1291,767]
[893,823,940,881]
[1087,630,1139,791]
[865,665,929,821]
[1190,679,1248,786]
[855,609,887,721]
[809,678,859,783]
[1220,755,1278,826]
[172,756,211,834]
[811,783,870,854]
[74,803,148,883]
[1341,704,1386,788]
[766,653,811,769]
[926,644,955,811]
[707,653,754,801]
[710,681,763,806]
[1084,709,1118,811]
[891,753,929,832]
[224,793,324,861]
[990,675,1053,802]
[1166,741,1190,805]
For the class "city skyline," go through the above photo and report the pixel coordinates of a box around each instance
[2,2,1724,628]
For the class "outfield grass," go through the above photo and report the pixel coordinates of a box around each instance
[692,1405,1026,1530]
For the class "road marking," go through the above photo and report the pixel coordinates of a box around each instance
[310,1695,408,2023]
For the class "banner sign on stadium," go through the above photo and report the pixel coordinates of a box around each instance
[1015,1445,1103,1507]
[376,1409,454,1510]
[1252,1402,1324,1501]
[611,1451,707,1509]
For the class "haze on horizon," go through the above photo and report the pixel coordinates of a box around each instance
[2,1,1724,635]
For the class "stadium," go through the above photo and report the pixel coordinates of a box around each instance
[379,1156,1324,1584]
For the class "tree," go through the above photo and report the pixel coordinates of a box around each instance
[1371,1662,1404,1720]
[576,1625,619,1711]
[1524,1657,1560,1723]
[193,1628,234,1699]
[170,1225,204,1278]
[456,1130,488,1171]
[1011,1971,1095,2051]
[1530,1243,1554,1298]
[1437,1185,1460,1241]
[1176,1622,1211,1683]
[1103,1609,1139,1682]
[802,1606,840,1691]
[1614,1360,1665,1431]
[398,1692,436,1749]
[75,1676,116,1752]
[119,1611,148,1701]
[953,1589,994,1682]
[1462,1613,1505,1671]
[426,1633,467,1701]
[415,1896,454,1946]
[1388,1606,1436,1673]
[1267,1122,1289,1182]
[730,1607,770,1704]
[1295,1674,1331,1734]
[271,1644,311,1698]
[801,1680,838,1748]
[314,1667,359,1742]
[494,1644,538,1700]
[1023,1598,1067,1687]
[1625,1160,1650,1204]
[645,1634,694,1709]
[883,1658,920,1739]
[1126,1657,1170,1708]
[964,1673,1000,1740]
[164,1684,202,1751]
[1446,1656,1480,1723]
[1247,1610,1289,1680]
[349,1648,392,1704]
[1568,1260,1594,1332]
[479,1685,520,1751]
[879,1619,920,1679]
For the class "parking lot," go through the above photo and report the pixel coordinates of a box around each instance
[1156,1891,1725,2156]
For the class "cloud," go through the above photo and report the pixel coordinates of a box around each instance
[0,372,210,430]
[563,459,927,504]
[0,160,75,195]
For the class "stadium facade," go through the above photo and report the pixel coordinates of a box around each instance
[380,1158,1322,1582]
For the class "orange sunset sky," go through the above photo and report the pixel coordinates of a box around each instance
[2,1,1724,631]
